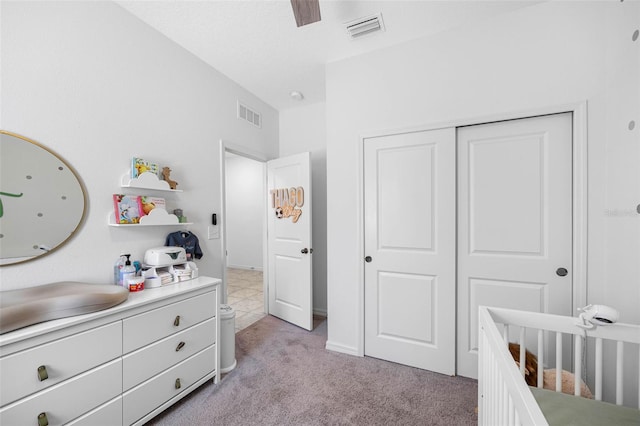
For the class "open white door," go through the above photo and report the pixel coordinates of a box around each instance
[267,152,313,330]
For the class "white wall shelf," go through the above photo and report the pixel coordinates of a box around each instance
[108,208,192,227]
[120,171,182,192]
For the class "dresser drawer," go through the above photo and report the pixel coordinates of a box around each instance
[123,345,216,425]
[123,317,216,391]
[67,396,122,426]
[0,358,122,426]
[123,290,216,353]
[0,322,122,405]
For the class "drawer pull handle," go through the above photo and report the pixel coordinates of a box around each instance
[37,365,48,381]
[38,412,49,426]
[174,315,181,327]
[175,378,181,389]
[176,341,186,352]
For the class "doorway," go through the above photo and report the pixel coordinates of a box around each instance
[225,151,267,332]
[363,112,577,377]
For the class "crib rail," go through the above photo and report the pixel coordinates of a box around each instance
[479,306,548,426]
[478,306,640,426]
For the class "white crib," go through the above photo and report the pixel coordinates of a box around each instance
[478,306,640,426]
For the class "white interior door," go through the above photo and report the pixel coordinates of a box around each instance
[456,113,573,379]
[364,128,456,374]
[267,152,313,331]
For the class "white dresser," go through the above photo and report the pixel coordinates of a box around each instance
[0,277,220,426]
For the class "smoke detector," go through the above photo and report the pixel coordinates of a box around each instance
[290,91,304,101]
[345,13,385,39]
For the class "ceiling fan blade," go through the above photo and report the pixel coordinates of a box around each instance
[290,0,321,27]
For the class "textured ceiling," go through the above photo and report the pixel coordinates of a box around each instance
[116,1,540,111]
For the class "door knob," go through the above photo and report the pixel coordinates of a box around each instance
[301,248,309,254]
[365,256,372,263]
[556,267,568,277]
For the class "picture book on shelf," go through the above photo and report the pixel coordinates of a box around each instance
[131,157,160,178]
[113,194,143,224]
[140,196,166,216]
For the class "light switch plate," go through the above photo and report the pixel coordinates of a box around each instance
[208,225,219,240]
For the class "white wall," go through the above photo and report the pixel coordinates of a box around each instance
[325,0,639,394]
[225,153,264,270]
[0,1,278,290]
[279,102,327,315]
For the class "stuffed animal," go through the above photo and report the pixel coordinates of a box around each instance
[161,167,178,190]
[508,342,538,387]
[543,368,593,399]
[508,343,593,398]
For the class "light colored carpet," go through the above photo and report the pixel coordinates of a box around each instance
[145,315,478,425]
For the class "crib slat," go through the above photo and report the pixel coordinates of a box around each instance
[499,378,505,425]
[556,332,563,392]
[492,362,496,424]
[486,355,491,424]
[503,324,509,343]
[496,372,501,424]
[508,394,514,424]
[484,350,488,425]
[519,327,526,380]
[574,334,582,396]
[638,347,640,409]
[483,355,487,424]
[616,341,624,406]
[495,358,500,423]
[595,338,603,401]
[537,329,544,388]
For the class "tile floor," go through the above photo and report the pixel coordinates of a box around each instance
[227,268,266,332]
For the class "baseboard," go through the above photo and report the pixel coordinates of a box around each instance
[227,265,263,272]
[325,340,360,357]
[313,308,327,317]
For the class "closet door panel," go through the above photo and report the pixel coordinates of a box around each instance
[457,113,573,379]
[364,127,456,374]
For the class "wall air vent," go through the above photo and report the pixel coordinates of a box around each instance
[238,101,262,128]
[345,13,385,39]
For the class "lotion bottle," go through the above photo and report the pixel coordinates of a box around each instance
[119,254,136,287]
[114,255,126,285]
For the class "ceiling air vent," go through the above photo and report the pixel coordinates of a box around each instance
[238,101,261,128]
[345,13,385,39]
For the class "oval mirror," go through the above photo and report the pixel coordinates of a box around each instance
[0,130,87,266]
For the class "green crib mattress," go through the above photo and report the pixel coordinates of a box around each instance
[530,387,640,426]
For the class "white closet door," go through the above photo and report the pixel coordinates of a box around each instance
[364,128,456,374]
[456,113,573,379]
